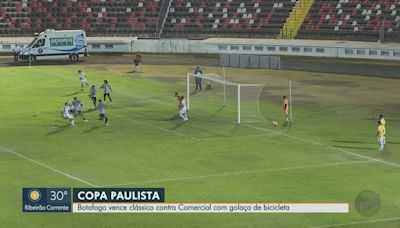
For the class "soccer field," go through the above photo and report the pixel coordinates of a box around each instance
[0,63,399,228]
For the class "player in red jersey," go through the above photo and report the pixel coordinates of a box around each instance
[283,96,289,122]
[174,92,188,121]
[175,92,183,110]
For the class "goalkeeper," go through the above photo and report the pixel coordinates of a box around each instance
[194,66,203,91]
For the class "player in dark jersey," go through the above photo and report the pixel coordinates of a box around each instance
[98,100,109,126]
[89,85,97,108]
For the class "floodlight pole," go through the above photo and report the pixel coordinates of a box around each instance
[289,80,293,122]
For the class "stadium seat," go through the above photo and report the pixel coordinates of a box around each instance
[2,0,399,41]
[297,0,400,42]
[163,0,296,38]
[0,0,161,37]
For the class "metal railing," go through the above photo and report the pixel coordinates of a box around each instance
[156,0,172,38]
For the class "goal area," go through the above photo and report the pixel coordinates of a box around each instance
[186,72,265,124]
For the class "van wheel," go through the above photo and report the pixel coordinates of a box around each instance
[28,55,36,62]
[70,54,79,61]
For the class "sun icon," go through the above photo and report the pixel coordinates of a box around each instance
[28,189,41,202]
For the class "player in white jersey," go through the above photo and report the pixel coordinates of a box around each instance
[100,80,113,104]
[78,70,89,90]
[63,102,75,126]
[179,96,188,121]
[71,97,88,121]
[98,100,109,125]
[89,85,97,108]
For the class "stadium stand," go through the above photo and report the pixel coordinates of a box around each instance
[163,0,297,38]
[297,0,400,42]
[0,0,160,37]
[0,0,399,42]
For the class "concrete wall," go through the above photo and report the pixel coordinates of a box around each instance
[1,37,400,60]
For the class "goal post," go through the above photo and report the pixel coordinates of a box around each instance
[186,72,265,124]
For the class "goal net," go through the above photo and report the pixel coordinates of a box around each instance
[186,73,265,124]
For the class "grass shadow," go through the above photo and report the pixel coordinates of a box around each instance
[333,145,373,150]
[281,120,292,129]
[84,108,97,114]
[333,140,373,144]
[170,121,186,131]
[82,125,102,134]
[164,115,181,121]
[207,105,226,119]
[183,123,228,137]
[229,124,239,134]
[46,124,71,136]
[63,91,82,97]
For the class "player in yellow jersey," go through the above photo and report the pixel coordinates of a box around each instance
[379,114,386,145]
[377,120,385,151]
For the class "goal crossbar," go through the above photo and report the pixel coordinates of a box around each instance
[186,72,265,124]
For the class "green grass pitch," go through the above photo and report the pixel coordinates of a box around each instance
[0,63,399,227]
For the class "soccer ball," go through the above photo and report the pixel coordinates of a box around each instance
[272,121,278,126]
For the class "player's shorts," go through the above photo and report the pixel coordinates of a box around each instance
[73,110,82,115]
[64,114,73,120]
[180,108,187,115]
[99,113,107,119]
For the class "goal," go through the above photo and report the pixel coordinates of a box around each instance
[186,72,265,124]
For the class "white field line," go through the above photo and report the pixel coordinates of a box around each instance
[245,124,400,168]
[100,160,375,187]
[0,145,97,187]
[310,216,400,228]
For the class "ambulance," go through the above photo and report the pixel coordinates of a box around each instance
[13,29,88,62]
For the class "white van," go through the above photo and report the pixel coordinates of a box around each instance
[13,29,88,62]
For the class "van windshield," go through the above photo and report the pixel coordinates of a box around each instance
[27,38,38,48]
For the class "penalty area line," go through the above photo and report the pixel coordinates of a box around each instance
[0,145,97,187]
[244,124,400,168]
[100,160,375,187]
[310,216,400,228]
